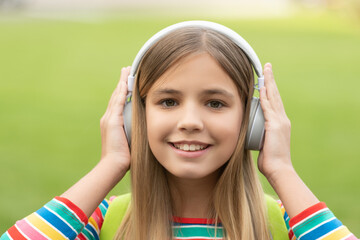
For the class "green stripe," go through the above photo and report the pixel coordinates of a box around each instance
[45,200,84,234]
[284,216,290,230]
[82,227,96,240]
[173,226,224,237]
[99,203,107,218]
[293,209,334,235]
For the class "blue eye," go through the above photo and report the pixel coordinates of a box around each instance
[207,100,224,109]
[161,99,177,107]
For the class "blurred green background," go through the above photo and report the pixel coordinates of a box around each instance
[1,3,360,236]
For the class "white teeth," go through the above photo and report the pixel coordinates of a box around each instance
[174,143,206,151]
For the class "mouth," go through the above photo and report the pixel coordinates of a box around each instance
[169,142,210,152]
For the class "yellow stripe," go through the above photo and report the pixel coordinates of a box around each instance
[26,213,67,240]
[321,226,350,240]
[281,207,285,215]
[88,217,99,232]
[277,202,285,215]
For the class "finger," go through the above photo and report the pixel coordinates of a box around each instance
[263,63,284,111]
[105,67,126,112]
[106,67,131,113]
[263,63,278,100]
[260,86,273,118]
[109,67,131,115]
[113,80,128,115]
[116,66,131,94]
[113,66,130,100]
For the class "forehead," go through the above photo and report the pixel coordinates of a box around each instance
[147,53,240,96]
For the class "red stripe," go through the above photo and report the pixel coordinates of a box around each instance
[55,196,88,224]
[77,232,88,240]
[7,225,28,240]
[288,229,294,239]
[172,216,221,224]
[289,202,327,227]
[174,239,213,240]
[93,208,104,229]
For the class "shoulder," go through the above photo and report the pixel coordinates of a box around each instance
[109,192,131,205]
[106,192,131,220]
[265,194,284,216]
[99,193,131,240]
[264,194,290,240]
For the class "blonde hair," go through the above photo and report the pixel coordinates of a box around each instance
[116,27,271,240]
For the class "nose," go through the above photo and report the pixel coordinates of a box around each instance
[176,103,204,132]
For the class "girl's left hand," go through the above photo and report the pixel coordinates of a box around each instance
[257,63,293,182]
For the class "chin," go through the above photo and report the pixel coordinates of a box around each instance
[168,168,218,180]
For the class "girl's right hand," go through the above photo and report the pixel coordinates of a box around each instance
[100,66,131,171]
[61,67,132,217]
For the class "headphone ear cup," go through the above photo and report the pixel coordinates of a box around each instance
[123,94,132,147]
[245,97,265,150]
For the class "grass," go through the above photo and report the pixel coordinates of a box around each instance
[0,11,359,235]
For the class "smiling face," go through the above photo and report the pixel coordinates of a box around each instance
[145,53,244,180]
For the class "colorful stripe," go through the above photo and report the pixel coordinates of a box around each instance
[2,197,358,240]
[16,219,48,240]
[321,226,354,240]
[54,197,87,224]
[84,223,100,240]
[278,200,295,239]
[285,202,358,240]
[36,206,78,238]
[0,233,11,240]
[7,225,27,240]
[173,217,224,239]
[47,199,85,232]
[27,213,68,240]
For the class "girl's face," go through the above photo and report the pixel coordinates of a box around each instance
[145,53,244,180]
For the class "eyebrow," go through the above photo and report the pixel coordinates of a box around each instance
[202,89,235,99]
[152,88,235,99]
[152,88,181,96]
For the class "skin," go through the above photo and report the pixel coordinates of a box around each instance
[61,55,319,220]
[145,53,243,217]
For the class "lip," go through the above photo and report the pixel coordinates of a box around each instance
[170,140,210,146]
[168,142,211,158]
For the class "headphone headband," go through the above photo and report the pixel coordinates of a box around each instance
[123,20,266,150]
[127,20,264,92]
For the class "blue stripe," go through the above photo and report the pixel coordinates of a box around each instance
[81,227,95,240]
[36,207,77,239]
[101,199,109,208]
[99,204,107,218]
[85,224,100,240]
[284,211,290,230]
[300,218,343,240]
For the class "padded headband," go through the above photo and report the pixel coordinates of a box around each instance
[127,20,264,92]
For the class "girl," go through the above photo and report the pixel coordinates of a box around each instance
[1,21,358,240]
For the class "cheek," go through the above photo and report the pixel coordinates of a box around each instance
[209,109,243,157]
[146,106,171,148]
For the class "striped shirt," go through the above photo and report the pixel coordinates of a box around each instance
[173,216,224,239]
[1,196,358,240]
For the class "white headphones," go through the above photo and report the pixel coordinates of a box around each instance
[123,20,265,150]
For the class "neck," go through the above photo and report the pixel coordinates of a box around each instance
[167,169,221,218]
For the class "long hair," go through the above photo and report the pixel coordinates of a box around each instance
[115,26,271,240]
